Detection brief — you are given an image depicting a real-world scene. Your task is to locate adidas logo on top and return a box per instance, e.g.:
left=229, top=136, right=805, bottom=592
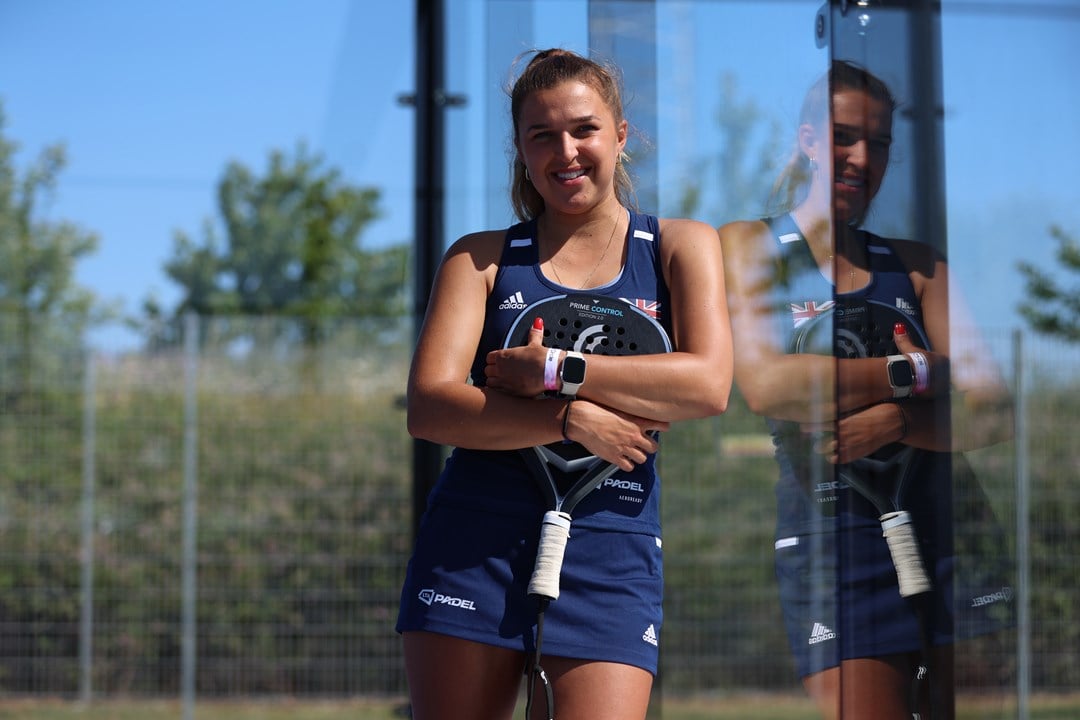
left=895, top=297, right=917, bottom=316
left=808, top=622, right=835, bottom=645
left=498, top=291, right=527, bottom=311
left=642, top=624, right=658, bottom=647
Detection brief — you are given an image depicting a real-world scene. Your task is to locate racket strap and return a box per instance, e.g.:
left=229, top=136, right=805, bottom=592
left=909, top=661, right=929, bottom=720
left=524, top=602, right=555, bottom=720
left=907, top=594, right=934, bottom=720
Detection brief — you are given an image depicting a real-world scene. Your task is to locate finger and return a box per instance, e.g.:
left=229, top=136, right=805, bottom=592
left=893, top=321, right=915, bottom=352
left=483, top=352, right=501, bottom=377
left=528, top=317, right=545, bottom=347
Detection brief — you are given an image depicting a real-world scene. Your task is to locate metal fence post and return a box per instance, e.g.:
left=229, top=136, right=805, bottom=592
left=1013, top=328, right=1030, bottom=718
left=79, top=352, right=97, bottom=702
left=181, top=313, right=199, bottom=720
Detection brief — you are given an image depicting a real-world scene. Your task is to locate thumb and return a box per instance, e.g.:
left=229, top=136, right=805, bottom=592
left=893, top=321, right=916, bottom=353
left=528, top=317, right=545, bottom=347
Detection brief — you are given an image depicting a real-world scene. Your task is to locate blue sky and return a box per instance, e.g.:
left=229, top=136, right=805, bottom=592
left=2, top=1, right=1078, bottom=350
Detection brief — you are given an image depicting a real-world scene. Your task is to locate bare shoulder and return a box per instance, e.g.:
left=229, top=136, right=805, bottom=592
left=885, top=236, right=946, bottom=280
left=652, top=215, right=712, bottom=252
left=658, top=216, right=717, bottom=239
left=717, top=218, right=770, bottom=245
left=656, top=218, right=721, bottom=267
left=446, top=229, right=505, bottom=260
left=441, top=229, right=507, bottom=273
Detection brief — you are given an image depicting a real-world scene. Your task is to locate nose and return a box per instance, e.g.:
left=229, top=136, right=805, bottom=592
left=845, top=139, right=869, bottom=168
left=555, top=132, right=577, bottom=162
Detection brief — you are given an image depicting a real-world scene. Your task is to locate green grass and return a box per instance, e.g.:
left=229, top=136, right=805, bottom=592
left=3, top=694, right=1079, bottom=720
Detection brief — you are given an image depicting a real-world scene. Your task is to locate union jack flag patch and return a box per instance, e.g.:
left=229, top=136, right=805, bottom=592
left=790, top=300, right=834, bottom=328
left=622, top=298, right=661, bottom=320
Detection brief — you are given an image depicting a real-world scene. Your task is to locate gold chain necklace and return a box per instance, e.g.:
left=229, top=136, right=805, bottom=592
left=548, top=212, right=622, bottom=289
left=827, top=252, right=856, bottom=285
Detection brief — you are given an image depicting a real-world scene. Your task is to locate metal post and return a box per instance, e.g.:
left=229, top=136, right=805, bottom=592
left=79, top=352, right=97, bottom=702
left=588, top=0, right=659, bottom=213
left=1013, top=328, right=1030, bottom=718
left=181, top=312, right=199, bottom=720
left=908, top=0, right=947, bottom=253
left=409, top=0, right=465, bottom=539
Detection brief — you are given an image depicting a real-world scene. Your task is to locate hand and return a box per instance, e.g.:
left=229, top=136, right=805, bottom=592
left=485, top=317, right=550, bottom=397
left=806, top=403, right=904, bottom=464
left=565, top=399, right=669, bottom=472
left=893, top=322, right=950, bottom=397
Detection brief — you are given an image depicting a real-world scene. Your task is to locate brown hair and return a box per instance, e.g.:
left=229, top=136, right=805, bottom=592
left=766, top=60, right=898, bottom=217
left=508, top=48, right=635, bottom=221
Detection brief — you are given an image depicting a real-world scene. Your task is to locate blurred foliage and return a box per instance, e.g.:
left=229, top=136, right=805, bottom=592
left=0, top=102, right=114, bottom=403
left=0, top=326, right=1077, bottom=698
left=141, top=144, right=407, bottom=350
left=1017, top=225, right=1080, bottom=343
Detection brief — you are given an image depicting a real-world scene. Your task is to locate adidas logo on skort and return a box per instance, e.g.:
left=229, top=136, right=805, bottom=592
left=808, top=622, right=835, bottom=645
left=499, top=291, right=527, bottom=311
left=642, top=624, right=658, bottom=647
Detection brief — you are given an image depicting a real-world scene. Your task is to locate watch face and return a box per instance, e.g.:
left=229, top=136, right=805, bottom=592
left=562, top=356, right=587, bottom=384
left=889, top=359, right=913, bottom=387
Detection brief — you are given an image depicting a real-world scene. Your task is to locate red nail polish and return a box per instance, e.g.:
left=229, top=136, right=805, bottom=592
left=533, top=317, right=544, bottom=330
left=894, top=322, right=906, bottom=335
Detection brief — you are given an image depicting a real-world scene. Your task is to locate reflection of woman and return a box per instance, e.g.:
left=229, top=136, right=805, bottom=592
left=719, top=61, right=1013, bottom=719
left=397, top=49, right=732, bottom=720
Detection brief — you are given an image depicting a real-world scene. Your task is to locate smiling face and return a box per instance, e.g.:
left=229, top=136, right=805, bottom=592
left=801, top=87, right=893, bottom=225
left=515, top=80, right=628, bottom=217
left=831, top=89, right=893, bottom=224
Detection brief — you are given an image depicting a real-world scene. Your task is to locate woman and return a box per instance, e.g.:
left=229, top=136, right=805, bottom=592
left=718, top=61, right=1013, bottom=720
left=398, top=49, right=732, bottom=720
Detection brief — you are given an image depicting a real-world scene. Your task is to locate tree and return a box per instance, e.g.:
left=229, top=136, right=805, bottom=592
left=670, top=73, right=783, bottom=224
left=1017, top=224, right=1080, bottom=342
left=151, top=144, right=404, bottom=348
left=0, top=103, right=102, bottom=396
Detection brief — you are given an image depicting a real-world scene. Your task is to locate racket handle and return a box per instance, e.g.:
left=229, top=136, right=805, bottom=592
left=528, top=511, right=572, bottom=601
left=880, top=511, right=933, bottom=597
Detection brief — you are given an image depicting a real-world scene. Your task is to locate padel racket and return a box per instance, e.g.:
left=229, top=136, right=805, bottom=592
left=792, top=298, right=933, bottom=598
left=503, top=293, right=672, bottom=602
left=503, top=293, right=671, bottom=720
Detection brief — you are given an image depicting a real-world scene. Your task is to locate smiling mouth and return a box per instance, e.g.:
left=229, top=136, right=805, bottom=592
left=837, top=176, right=864, bottom=189
left=556, top=168, right=587, bottom=181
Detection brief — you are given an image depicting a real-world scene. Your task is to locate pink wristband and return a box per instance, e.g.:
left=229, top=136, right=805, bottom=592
left=909, top=352, right=929, bottom=395
left=544, top=348, right=561, bottom=392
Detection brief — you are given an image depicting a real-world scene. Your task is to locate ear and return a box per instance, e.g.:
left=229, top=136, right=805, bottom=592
left=615, top=119, right=628, bottom=153
left=797, top=123, right=819, bottom=161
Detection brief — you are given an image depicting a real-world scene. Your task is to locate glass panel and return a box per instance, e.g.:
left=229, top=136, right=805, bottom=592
left=1, top=0, right=1076, bottom=715
left=0, top=1, right=416, bottom=702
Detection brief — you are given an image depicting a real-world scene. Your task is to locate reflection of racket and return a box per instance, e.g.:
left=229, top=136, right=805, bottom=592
left=504, top=293, right=671, bottom=720
left=793, top=298, right=932, bottom=598
left=503, top=293, right=672, bottom=602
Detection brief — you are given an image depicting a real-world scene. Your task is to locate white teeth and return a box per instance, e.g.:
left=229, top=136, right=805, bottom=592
left=840, top=177, right=863, bottom=187
left=557, top=168, right=586, bottom=180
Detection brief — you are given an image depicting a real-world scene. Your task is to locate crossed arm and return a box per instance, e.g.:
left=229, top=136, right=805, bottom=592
left=407, top=219, right=733, bottom=470
left=719, top=220, right=1012, bottom=464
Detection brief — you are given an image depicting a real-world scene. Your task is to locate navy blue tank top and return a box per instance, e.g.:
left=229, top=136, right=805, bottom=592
left=428, top=209, right=671, bottom=535
left=763, top=214, right=948, bottom=539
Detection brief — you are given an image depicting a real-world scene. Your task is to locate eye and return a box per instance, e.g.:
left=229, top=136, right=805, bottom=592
left=833, top=128, right=857, bottom=147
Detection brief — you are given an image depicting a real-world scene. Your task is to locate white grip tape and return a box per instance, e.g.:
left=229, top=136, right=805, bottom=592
left=879, top=510, right=932, bottom=598
left=528, top=510, right=572, bottom=601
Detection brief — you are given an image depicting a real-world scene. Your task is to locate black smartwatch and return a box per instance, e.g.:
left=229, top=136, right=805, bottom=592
left=886, top=354, right=914, bottom=399
left=559, top=351, right=587, bottom=397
